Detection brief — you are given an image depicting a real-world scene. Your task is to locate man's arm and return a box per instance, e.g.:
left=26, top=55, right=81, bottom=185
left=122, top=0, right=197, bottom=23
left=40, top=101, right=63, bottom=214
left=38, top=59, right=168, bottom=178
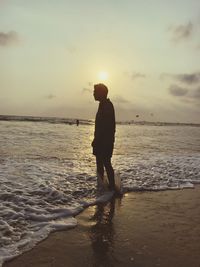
left=101, top=102, right=115, bottom=143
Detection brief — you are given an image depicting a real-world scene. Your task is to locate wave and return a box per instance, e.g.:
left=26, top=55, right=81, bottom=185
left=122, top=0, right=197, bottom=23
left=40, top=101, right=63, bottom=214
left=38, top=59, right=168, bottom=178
left=0, top=115, right=93, bottom=125
left=0, top=115, right=200, bottom=127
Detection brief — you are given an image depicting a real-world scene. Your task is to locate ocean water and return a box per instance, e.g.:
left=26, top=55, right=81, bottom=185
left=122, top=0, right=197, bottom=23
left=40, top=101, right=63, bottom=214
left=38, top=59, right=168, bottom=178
left=0, top=120, right=200, bottom=265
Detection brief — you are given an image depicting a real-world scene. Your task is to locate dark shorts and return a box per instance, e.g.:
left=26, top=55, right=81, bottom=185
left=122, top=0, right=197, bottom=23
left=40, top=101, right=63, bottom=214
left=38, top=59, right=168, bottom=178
left=93, top=143, right=114, bottom=158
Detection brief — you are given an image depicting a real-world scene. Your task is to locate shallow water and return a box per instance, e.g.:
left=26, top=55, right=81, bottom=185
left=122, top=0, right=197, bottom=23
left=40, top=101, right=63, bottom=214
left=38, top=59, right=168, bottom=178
left=0, top=120, right=200, bottom=265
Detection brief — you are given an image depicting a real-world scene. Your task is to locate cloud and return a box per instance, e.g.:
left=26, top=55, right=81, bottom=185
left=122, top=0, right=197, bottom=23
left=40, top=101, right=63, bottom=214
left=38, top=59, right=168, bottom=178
left=191, top=87, right=200, bottom=99
left=168, top=84, right=200, bottom=106
left=46, top=94, right=56, bottom=99
left=112, top=95, right=130, bottom=104
left=161, top=72, right=200, bottom=85
left=196, top=44, right=200, bottom=50
left=186, top=87, right=200, bottom=105
left=0, top=31, right=19, bottom=46
left=81, top=81, right=94, bottom=94
left=131, top=72, right=146, bottom=80
left=82, top=88, right=92, bottom=94
left=175, top=73, right=200, bottom=85
left=169, top=84, right=188, bottom=96
left=168, top=22, right=193, bottom=42
left=124, top=71, right=146, bottom=81
left=66, top=44, right=77, bottom=54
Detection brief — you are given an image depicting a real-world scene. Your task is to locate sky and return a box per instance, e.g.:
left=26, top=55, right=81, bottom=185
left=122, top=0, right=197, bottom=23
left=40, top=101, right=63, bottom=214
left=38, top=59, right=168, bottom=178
left=0, top=0, right=200, bottom=123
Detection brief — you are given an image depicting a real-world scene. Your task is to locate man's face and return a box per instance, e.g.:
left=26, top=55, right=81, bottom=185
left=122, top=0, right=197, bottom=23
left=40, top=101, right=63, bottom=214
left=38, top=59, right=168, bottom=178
left=93, top=89, right=100, bottom=101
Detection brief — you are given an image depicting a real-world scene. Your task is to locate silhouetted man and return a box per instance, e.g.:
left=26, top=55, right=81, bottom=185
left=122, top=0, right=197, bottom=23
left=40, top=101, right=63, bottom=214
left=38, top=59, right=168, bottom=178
left=92, top=83, right=116, bottom=191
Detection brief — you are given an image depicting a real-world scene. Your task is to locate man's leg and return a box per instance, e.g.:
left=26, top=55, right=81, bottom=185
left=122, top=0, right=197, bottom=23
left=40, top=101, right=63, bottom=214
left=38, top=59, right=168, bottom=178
left=96, top=156, right=104, bottom=179
left=103, top=157, right=115, bottom=190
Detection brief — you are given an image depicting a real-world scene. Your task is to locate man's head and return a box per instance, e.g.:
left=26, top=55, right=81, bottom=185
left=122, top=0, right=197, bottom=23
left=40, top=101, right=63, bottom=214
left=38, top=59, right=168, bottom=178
left=93, top=83, right=108, bottom=101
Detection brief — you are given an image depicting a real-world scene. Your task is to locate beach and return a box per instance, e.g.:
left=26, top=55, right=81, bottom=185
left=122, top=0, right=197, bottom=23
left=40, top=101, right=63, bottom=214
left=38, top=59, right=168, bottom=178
left=4, top=186, right=200, bottom=267
left=0, top=120, right=200, bottom=265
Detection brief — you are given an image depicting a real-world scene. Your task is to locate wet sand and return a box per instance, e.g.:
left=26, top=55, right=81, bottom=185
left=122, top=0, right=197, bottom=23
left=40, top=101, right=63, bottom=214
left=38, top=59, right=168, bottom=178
left=4, top=187, right=200, bottom=267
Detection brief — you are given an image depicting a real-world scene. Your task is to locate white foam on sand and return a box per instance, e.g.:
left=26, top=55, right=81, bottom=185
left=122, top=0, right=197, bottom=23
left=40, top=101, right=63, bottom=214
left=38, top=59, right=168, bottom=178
left=0, top=216, right=77, bottom=267
left=0, top=183, right=115, bottom=267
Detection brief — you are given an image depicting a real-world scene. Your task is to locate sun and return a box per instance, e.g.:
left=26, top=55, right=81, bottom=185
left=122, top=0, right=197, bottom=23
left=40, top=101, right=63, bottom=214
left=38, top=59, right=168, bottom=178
left=98, top=71, right=108, bottom=81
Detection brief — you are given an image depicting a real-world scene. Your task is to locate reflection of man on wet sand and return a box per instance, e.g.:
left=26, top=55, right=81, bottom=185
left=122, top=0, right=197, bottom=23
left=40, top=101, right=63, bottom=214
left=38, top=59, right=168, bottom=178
left=92, top=83, right=116, bottom=191
left=89, top=198, right=116, bottom=267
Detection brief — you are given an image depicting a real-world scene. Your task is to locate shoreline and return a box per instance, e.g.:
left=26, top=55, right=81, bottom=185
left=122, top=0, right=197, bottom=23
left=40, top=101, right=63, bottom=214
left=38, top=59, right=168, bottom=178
left=1, top=115, right=200, bottom=127
left=4, top=187, right=200, bottom=267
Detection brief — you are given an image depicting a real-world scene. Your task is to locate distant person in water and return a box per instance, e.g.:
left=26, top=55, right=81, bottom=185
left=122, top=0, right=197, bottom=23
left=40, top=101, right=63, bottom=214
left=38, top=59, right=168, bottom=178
left=92, top=83, right=116, bottom=191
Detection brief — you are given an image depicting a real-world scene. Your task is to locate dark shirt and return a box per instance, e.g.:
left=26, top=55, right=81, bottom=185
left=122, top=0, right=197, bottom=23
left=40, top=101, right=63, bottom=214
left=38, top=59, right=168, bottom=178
left=93, top=98, right=115, bottom=157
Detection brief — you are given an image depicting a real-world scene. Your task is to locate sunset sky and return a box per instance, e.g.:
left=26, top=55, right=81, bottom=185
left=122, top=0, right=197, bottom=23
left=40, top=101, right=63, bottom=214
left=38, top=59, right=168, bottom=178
left=0, top=0, right=200, bottom=123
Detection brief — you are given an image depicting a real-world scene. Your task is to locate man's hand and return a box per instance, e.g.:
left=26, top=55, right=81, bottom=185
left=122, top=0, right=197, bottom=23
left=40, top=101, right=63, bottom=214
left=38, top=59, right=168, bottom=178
left=91, top=139, right=95, bottom=147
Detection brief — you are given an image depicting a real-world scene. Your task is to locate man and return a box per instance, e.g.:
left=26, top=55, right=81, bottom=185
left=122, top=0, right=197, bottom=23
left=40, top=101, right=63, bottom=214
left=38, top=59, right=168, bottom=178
left=92, top=83, right=116, bottom=191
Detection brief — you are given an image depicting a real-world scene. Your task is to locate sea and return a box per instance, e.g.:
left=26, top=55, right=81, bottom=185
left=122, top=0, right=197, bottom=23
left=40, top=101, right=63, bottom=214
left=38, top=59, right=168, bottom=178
left=0, top=115, right=200, bottom=265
